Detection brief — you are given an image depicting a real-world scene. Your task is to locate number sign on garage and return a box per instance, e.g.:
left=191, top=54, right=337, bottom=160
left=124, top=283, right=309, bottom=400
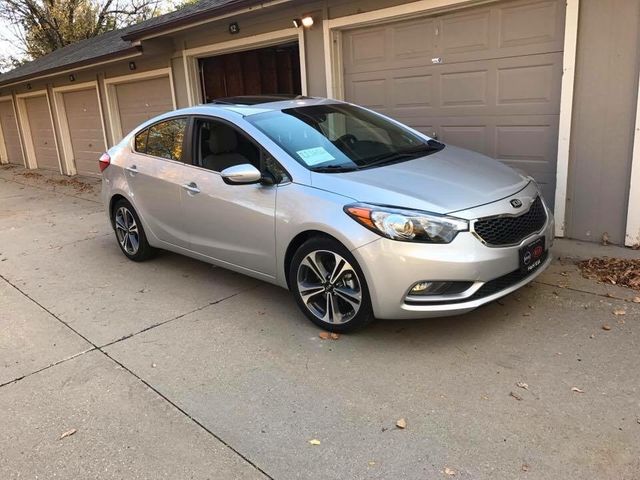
left=342, top=0, right=565, bottom=207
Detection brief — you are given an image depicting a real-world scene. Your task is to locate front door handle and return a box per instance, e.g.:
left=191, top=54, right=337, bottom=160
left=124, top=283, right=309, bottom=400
left=181, top=182, right=201, bottom=195
left=125, top=165, right=138, bottom=175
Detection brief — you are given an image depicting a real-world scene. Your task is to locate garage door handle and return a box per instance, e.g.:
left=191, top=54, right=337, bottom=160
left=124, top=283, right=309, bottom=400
left=125, top=165, right=138, bottom=175
left=182, top=182, right=200, bottom=195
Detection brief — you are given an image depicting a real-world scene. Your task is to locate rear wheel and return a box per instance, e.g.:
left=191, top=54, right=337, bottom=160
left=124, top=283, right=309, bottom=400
left=112, top=199, right=154, bottom=261
left=290, top=237, right=374, bottom=332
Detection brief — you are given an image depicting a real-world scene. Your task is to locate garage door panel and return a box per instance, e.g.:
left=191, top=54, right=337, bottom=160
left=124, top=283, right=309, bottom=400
left=348, top=28, right=387, bottom=68
left=440, top=10, right=491, bottom=55
left=115, top=76, right=173, bottom=137
left=499, top=0, right=562, bottom=49
left=25, top=96, right=58, bottom=171
left=62, top=89, right=105, bottom=176
left=392, top=20, right=437, bottom=59
left=393, top=75, right=433, bottom=108
left=0, top=100, right=23, bottom=165
left=440, top=125, right=488, bottom=153
left=440, top=70, right=489, bottom=107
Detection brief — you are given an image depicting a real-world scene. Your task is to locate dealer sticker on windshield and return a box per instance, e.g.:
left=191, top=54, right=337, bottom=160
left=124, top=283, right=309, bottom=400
left=296, top=147, right=335, bottom=166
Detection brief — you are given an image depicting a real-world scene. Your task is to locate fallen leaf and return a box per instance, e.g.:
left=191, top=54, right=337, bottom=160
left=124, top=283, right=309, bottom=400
left=509, top=391, right=523, bottom=401
left=444, top=467, right=457, bottom=476
left=613, top=309, right=626, bottom=316
left=522, top=463, right=530, bottom=472
left=396, top=418, right=407, bottom=429
left=602, top=324, right=611, bottom=331
left=59, top=428, right=77, bottom=440
left=318, top=332, right=331, bottom=340
left=516, top=382, right=529, bottom=390
left=368, top=461, right=376, bottom=466
left=308, top=439, right=321, bottom=445
left=601, top=232, right=610, bottom=246
left=589, top=334, right=595, bottom=339
left=633, top=297, right=640, bottom=303
left=571, top=387, right=584, bottom=393
left=330, top=333, right=340, bottom=340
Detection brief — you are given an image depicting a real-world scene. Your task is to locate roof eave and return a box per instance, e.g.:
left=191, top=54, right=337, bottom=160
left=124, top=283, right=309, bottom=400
left=120, top=0, right=272, bottom=41
left=0, top=46, right=142, bottom=88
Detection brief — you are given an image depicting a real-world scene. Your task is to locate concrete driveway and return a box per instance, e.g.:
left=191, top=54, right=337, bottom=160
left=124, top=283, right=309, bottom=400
left=1, top=165, right=639, bottom=479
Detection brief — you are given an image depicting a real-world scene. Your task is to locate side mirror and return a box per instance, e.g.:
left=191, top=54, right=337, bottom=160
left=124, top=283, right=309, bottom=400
left=220, top=164, right=262, bottom=185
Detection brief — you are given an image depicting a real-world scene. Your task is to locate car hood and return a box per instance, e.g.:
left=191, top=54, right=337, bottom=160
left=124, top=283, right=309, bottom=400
left=309, top=145, right=529, bottom=214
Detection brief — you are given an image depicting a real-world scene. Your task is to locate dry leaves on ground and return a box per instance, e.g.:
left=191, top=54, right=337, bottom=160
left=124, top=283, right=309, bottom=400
left=509, top=391, right=523, bottom=401
left=443, top=467, right=457, bottom=476
left=633, top=297, right=640, bottom=303
left=59, top=428, right=77, bottom=440
left=578, top=257, right=640, bottom=290
left=308, top=439, right=321, bottom=445
left=571, top=387, right=584, bottom=393
left=602, top=324, right=612, bottom=331
left=516, top=382, right=529, bottom=390
left=318, top=332, right=340, bottom=340
left=396, top=418, right=407, bottom=429
left=613, top=308, right=626, bottom=316
left=45, top=177, right=95, bottom=193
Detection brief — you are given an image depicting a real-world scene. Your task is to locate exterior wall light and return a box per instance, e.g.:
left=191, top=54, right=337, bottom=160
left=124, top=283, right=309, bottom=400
left=129, top=61, right=136, bottom=71
left=293, top=16, right=314, bottom=28
left=69, top=74, right=76, bottom=82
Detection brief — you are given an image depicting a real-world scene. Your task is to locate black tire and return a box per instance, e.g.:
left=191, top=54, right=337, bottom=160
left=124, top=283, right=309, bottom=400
left=111, top=198, right=155, bottom=262
left=290, top=236, right=375, bottom=333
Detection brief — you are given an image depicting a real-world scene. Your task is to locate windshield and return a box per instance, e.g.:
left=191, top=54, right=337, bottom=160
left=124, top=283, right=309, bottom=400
left=246, top=104, right=444, bottom=172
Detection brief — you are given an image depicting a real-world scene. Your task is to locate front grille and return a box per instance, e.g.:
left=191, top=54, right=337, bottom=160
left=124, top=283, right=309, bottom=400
left=405, top=250, right=548, bottom=306
left=474, top=196, right=547, bottom=246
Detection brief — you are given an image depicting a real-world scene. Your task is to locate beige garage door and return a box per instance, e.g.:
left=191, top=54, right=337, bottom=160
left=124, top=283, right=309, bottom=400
left=24, top=95, right=58, bottom=171
left=0, top=100, right=23, bottom=165
left=343, top=0, right=565, bottom=207
left=62, top=89, right=106, bottom=176
left=115, top=76, right=173, bottom=138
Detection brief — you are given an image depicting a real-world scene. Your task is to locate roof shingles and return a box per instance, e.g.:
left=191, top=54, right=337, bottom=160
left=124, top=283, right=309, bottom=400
left=0, top=0, right=261, bottom=86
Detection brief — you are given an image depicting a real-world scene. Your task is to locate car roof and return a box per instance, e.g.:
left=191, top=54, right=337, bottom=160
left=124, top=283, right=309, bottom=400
left=186, top=96, right=344, bottom=117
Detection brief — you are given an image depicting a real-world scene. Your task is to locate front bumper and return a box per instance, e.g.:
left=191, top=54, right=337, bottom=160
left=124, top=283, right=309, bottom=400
left=352, top=195, right=554, bottom=320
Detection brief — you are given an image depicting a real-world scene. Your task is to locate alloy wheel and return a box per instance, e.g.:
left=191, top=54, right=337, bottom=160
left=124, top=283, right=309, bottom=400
left=296, top=250, right=362, bottom=324
left=114, top=206, right=140, bottom=255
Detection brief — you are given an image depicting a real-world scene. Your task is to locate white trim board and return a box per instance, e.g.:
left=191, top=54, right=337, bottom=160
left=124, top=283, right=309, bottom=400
left=182, top=28, right=307, bottom=106
left=553, top=0, right=580, bottom=237
left=15, top=89, right=63, bottom=172
left=51, top=81, right=108, bottom=176
left=625, top=64, right=640, bottom=247
left=323, top=0, right=580, bottom=238
left=103, top=67, right=176, bottom=143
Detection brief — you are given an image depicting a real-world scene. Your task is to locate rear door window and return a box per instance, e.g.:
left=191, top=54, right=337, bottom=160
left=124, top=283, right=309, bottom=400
left=136, top=118, right=187, bottom=162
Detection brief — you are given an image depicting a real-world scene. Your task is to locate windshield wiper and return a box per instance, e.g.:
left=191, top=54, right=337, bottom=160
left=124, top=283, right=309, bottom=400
left=362, top=141, right=445, bottom=169
left=311, top=164, right=357, bottom=173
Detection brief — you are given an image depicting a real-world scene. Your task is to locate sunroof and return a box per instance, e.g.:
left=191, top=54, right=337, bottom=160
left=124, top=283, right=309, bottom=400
left=209, top=95, right=309, bottom=106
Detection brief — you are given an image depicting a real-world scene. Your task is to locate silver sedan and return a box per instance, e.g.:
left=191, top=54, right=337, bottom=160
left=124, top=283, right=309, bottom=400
left=100, top=96, right=553, bottom=332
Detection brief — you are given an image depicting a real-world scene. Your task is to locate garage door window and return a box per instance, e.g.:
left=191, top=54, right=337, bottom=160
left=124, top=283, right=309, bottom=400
left=135, top=118, right=187, bottom=162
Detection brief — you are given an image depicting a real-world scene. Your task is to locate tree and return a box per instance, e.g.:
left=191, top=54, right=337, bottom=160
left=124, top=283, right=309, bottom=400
left=0, top=0, right=163, bottom=61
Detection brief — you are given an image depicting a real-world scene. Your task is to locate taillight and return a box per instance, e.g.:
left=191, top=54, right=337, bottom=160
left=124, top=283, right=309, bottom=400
left=99, top=153, right=111, bottom=172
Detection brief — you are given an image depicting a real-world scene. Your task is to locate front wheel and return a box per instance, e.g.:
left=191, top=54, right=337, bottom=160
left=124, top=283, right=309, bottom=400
left=290, top=237, right=374, bottom=332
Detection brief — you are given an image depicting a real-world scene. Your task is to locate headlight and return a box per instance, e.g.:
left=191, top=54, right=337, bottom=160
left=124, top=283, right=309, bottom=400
left=344, top=203, right=468, bottom=243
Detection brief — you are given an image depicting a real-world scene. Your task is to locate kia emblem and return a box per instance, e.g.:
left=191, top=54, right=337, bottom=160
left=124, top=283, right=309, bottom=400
left=510, top=199, right=523, bottom=208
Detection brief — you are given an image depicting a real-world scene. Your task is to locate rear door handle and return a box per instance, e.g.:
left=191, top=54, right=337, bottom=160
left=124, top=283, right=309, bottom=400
left=125, top=165, right=138, bottom=175
left=181, top=182, right=200, bottom=195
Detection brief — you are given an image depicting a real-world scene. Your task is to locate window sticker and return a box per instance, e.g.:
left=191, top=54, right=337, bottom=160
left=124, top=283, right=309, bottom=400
left=296, top=147, right=335, bottom=166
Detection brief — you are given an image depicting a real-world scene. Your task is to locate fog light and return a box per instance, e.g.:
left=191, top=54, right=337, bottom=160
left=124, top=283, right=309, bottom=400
left=410, top=281, right=450, bottom=295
